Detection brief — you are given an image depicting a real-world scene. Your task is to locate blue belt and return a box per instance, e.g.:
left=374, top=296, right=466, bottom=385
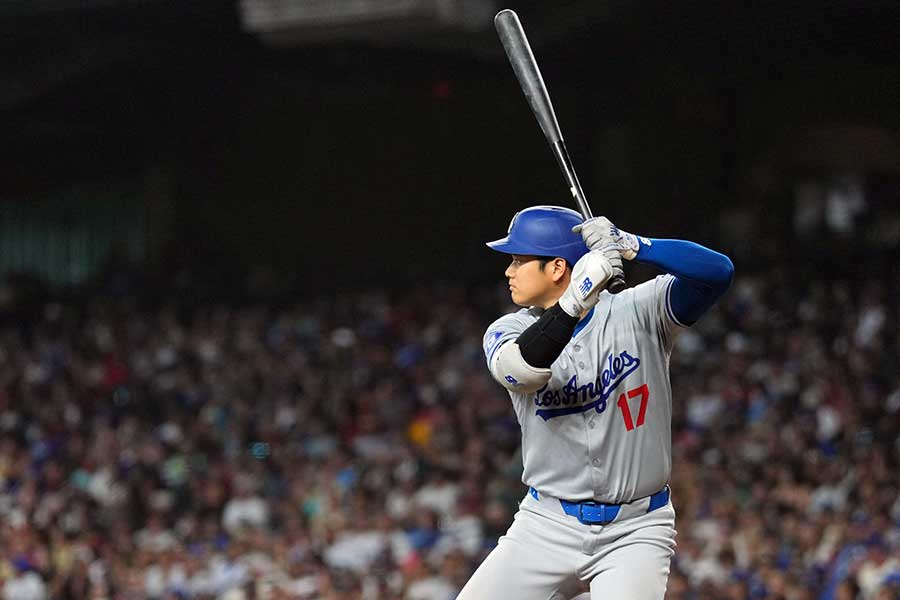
left=530, top=485, right=670, bottom=526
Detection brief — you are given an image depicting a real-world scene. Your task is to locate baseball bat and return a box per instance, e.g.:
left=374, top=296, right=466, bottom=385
left=494, top=9, right=626, bottom=294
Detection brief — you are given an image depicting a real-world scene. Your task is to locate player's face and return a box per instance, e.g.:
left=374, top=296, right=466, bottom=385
left=505, top=254, right=567, bottom=308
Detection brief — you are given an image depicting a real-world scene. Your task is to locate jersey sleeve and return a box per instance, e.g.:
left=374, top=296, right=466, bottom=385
left=627, top=274, right=687, bottom=353
left=482, top=310, right=535, bottom=368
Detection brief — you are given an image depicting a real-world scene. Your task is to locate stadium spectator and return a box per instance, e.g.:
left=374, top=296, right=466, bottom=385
left=0, top=257, right=897, bottom=599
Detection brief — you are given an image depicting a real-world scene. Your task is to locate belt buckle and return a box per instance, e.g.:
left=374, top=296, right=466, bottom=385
left=577, top=502, right=591, bottom=524
left=578, top=502, right=612, bottom=525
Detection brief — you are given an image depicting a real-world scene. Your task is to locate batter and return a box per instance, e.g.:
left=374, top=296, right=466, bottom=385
left=459, top=206, right=734, bottom=599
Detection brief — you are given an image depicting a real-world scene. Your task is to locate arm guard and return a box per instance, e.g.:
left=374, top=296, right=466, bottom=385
left=490, top=341, right=552, bottom=393
left=516, top=304, right=579, bottom=368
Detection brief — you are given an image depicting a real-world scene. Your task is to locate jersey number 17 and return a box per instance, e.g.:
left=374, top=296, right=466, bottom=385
left=616, top=383, right=649, bottom=431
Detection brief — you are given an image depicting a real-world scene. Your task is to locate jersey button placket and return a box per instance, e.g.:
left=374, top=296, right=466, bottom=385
left=590, top=455, right=604, bottom=499
left=584, top=383, right=601, bottom=494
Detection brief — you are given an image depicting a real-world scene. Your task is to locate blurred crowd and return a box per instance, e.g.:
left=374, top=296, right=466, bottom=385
left=0, top=260, right=897, bottom=600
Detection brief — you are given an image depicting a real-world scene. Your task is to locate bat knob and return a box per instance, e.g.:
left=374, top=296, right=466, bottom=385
left=494, top=8, right=517, bottom=25
left=606, top=275, right=627, bottom=294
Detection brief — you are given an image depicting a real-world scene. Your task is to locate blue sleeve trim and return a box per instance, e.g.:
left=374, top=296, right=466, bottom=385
left=664, top=277, right=688, bottom=328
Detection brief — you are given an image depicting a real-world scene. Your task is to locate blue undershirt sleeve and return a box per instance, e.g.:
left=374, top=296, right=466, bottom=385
left=634, top=238, right=734, bottom=326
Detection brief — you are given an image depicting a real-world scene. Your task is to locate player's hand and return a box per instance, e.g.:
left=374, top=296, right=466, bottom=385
left=558, top=250, right=613, bottom=317
left=573, top=217, right=641, bottom=261
left=571, top=217, right=626, bottom=282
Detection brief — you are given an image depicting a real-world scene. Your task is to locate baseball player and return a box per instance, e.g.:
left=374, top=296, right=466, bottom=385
left=459, top=206, right=734, bottom=599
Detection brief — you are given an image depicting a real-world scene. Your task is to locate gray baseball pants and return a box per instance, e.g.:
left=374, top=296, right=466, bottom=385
left=457, top=490, right=677, bottom=599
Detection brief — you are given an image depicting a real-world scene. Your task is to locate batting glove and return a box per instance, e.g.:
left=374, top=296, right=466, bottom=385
left=558, top=250, right=613, bottom=317
left=573, top=216, right=642, bottom=261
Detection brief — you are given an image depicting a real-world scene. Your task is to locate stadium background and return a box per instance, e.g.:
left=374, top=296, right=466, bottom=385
left=0, top=1, right=898, bottom=598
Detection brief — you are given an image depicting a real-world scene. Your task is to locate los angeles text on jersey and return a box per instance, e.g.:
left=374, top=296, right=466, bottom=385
left=534, top=350, right=640, bottom=421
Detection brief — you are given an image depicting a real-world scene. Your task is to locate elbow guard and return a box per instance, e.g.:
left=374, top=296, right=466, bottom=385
left=491, top=342, right=552, bottom=393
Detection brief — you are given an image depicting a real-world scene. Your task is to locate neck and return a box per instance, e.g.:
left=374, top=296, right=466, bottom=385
left=539, top=290, right=564, bottom=311
left=539, top=275, right=570, bottom=310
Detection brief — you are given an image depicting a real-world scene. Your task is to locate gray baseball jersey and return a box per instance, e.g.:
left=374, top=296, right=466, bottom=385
left=483, top=274, right=684, bottom=503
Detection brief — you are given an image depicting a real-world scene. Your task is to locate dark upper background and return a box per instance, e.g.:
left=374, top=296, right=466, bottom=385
left=2, top=0, right=900, bottom=295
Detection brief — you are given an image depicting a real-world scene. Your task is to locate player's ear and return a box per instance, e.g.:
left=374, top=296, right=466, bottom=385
left=550, top=258, right=568, bottom=283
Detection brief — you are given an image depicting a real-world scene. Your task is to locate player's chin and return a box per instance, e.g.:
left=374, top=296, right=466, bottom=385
left=510, top=290, right=529, bottom=307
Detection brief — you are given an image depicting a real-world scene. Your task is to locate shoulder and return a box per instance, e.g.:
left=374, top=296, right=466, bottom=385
left=603, top=275, right=678, bottom=322
left=610, top=274, right=675, bottom=305
left=485, top=307, right=540, bottom=334
left=482, top=308, right=538, bottom=355
left=629, top=274, right=676, bottom=296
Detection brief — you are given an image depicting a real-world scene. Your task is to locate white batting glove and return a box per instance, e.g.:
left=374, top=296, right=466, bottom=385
left=572, top=216, right=642, bottom=261
left=558, top=250, right=614, bottom=317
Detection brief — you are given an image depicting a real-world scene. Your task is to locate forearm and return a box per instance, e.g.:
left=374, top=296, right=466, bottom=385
left=636, top=238, right=733, bottom=290
left=516, top=304, right=578, bottom=368
left=573, top=218, right=734, bottom=325
left=516, top=250, right=612, bottom=368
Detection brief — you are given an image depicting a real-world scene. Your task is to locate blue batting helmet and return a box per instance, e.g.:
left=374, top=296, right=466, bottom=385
left=486, top=205, right=588, bottom=266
